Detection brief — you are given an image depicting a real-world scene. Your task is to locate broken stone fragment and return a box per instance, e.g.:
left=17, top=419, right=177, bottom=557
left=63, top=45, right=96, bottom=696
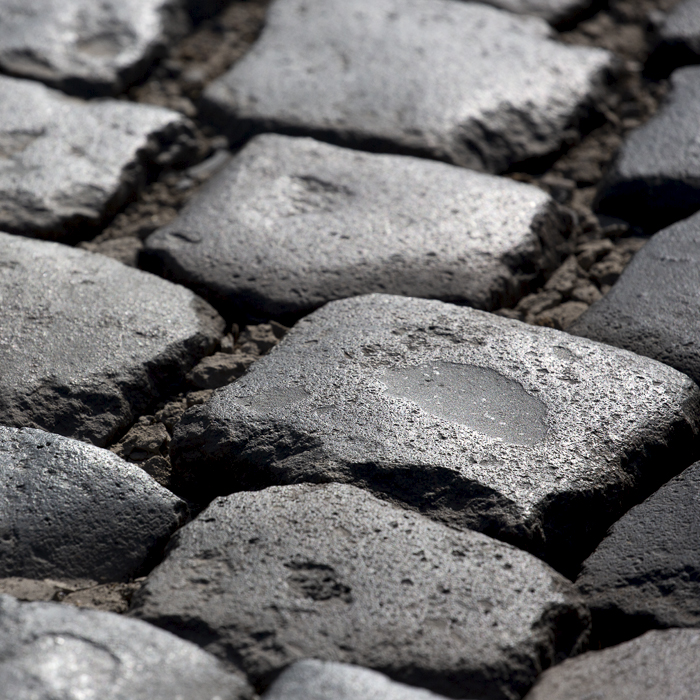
left=144, top=134, right=571, bottom=319
left=201, top=0, right=612, bottom=172
left=0, top=75, right=196, bottom=241
left=131, top=483, right=590, bottom=699
left=0, top=426, right=186, bottom=582
left=170, top=294, right=700, bottom=575
left=0, top=594, right=253, bottom=700
left=0, top=232, right=224, bottom=446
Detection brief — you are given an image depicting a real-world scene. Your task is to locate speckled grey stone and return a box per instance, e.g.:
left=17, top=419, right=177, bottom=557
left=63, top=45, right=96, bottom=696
left=131, top=483, right=590, bottom=700
left=570, top=212, right=700, bottom=387
left=0, top=426, right=186, bottom=581
left=0, top=75, right=195, bottom=241
left=144, top=134, right=570, bottom=320
left=263, top=660, right=455, bottom=700
left=479, top=0, right=594, bottom=25
left=654, top=0, right=700, bottom=70
left=575, top=460, right=700, bottom=646
left=0, top=594, right=253, bottom=700
left=0, top=0, right=189, bottom=96
left=595, top=67, right=700, bottom=232
left=0, top=232, right=224, bottom=446
left=170, top=294, right=700, bottom=575
left=523, top=629, right=700, bottom=700
left=201, top=0, right=612, bottom=172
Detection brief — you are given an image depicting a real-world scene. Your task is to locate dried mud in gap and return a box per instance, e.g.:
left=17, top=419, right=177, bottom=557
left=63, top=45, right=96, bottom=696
left=18, top=0, right=680, bottom=613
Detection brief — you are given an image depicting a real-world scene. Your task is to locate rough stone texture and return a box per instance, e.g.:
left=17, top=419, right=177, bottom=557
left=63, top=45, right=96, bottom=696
left=0, top=232, right=224, bottom=447
left=0, top=426, right=186, bottom=581
left=144, top=134, right=570, bottom=320
left=0, top=0, right=189, bottom=96
left=0, top=594, right=253, bottom=700
left=595, top=67, right=700, bottom=232
left=201, top=0, right=613, bottom=173
left=263, top=660, right=456, bottom=700
left=479, top=0, right=595, bottom=25
left=131, top=483, right=590, bottom=700
left=523, top=629, right=700, bottom=700
left=570, top=211, right=700, bottom=386
left=171, top=294, right=700, bottom=576
left=0, top=75, right=196, bottom=241
left=654, top=0, right=700, bottom=71
left=576, top=460, right=700, bottom=646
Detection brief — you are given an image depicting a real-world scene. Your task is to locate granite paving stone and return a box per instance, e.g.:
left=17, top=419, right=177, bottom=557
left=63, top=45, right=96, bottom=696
left=144, top=134, right=571, bottom=320
left=130, top=483, right=590, bottom=700
left=0, top=0, right=189, bottom=96
left=0, top=75, right=196, bottom=241
left=0, top=426, right=186, bottom=581
left=576, top=460, right=700, bottom=645
left=595, top=66, right=700, bottom=232
left=478, top=0, right=595, bottom=25
left=0, top=232, right=224, bottom=446
left=262, top=660, right=460, bottom=700
left=0, top=594, right=253, bottom=700
left=570, top=211, right=700, bottom=386
left=170, top=294, right=700, bottom=575
left=523, top=629, right=700, bottom=700
left=201, top=0, right=613, bottom=172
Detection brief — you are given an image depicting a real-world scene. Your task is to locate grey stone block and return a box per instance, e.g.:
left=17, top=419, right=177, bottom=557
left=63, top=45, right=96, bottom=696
left=595, top=67, right=700, bottom=232
left=0, top=426, right=186, bottom=581
left=201, top=0, right=612, bottom=172
left=0, top=0, right=189, bottom=96
left=654, top=0, right=700, bottom=70
left=0, top=75, right=195, bottom=241
left=0, top=594, right=253, bottom=700
left=576, top=460, right=700, bottom=645
left=144, top=134, right=570, bottom=320
left=0, top=232, right=224, bottom=446
left=170, top=294, right=700, bottom=575
left=263, top=660, right=455, bottom=700
left=479, top=0, right=595, bottom=25
left=131, top=483, right=590, bottom=700
left=523, top=629, right=700, bottom=700
left=570, top=212, right=700, bottom=386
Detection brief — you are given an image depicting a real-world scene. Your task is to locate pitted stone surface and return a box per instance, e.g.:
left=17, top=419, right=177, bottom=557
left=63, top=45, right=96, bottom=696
left=263, top=660, right=459, bottom=700
left=480, top=0, right=594, bottom=25
left=0, top=426, right=186, bottom=581
left=171, top=294, right=700, bottom=575
left=576, top=460, right=700, bottom=644
left=595, top=67, right=700, bottom=232
left=0, top=232, right=224, bottom=446
left=144, top=134, right=570, bottom=319
left=201, top=0, right=612, bottom=172
left=0, top=75, right=195, bottom=241
left=0, top=0, right=188, bottom=96
left=131, top=483, right=590, bottom=700
left=570, top=211, right=700, bottom=386
left=523, top=629, right=700, bottom=700
left=0, top=594, right=253, bottom=700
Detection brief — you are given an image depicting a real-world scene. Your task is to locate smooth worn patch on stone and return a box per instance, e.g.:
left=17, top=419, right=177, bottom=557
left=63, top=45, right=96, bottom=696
left=201, top=0, right=612, bottom=172
left=131, top=483, right=590, bottom=700
left=145, top=134, right=570, bottom=319
left=0, top=232, right=224, bottom=446
left=523, top=628, right=700, bottom=700
left=263, top=660, right=459, bottom=700
left=0, top=426, right=186, bottom=581
left=576, top=460, right=700, bottom=646
left=0, top=75, right=195, bottom=241
left=171, top=294, right=700, bottom=575
left=0, top=594, right=253, bottom=700
left=570, top=211, right=700, bottom=386
left=595, top=67, right=700, bottom=232
left=0, top=0, right=189, bottom=96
